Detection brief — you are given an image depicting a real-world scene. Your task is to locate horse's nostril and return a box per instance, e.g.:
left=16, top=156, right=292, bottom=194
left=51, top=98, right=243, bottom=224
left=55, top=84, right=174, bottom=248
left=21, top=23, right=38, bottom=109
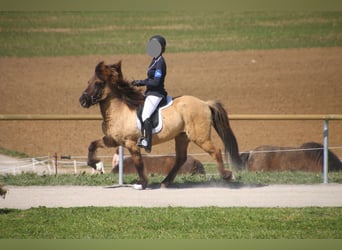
left=79, top=95, right=90, bottom=108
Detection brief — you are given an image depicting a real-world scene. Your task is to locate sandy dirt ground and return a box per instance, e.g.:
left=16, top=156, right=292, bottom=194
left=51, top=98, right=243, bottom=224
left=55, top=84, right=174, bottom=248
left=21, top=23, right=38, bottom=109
left=1, top=156, right=342, bottom=209
left=1, top=184, right=342, bottom=209
left=0, top=48, right=341, bottom=163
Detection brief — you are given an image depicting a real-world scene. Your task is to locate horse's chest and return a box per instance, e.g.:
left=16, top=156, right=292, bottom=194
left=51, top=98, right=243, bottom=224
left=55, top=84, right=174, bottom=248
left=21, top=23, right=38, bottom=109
left=102, top=120, right=137, bottom=137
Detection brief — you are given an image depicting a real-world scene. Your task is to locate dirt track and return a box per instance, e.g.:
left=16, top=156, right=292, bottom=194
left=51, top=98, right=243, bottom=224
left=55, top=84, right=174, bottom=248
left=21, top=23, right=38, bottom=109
left=1, top=184, right=342, bottom=209
left=1, top=156, right=341, bottom=209
left=0, top=48, right=341, bottom=162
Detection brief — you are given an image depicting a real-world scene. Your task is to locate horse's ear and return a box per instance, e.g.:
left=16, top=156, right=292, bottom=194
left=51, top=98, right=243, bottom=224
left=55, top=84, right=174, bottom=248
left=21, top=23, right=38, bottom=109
left=110, top=60, right=123, bottom=80
left=109, top=60, right=123, bottom=82
left=114, top=60, right=122, bottom=74
left=95, top=61, right=105, bottom=74
left=95, top=61, right=109, bottom=80
left=116, top=60, right=122, bottom=67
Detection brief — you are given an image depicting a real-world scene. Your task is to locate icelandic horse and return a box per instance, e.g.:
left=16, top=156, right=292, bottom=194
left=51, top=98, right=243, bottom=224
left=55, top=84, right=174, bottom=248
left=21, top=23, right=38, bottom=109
left=79, top=61, right=242, bottom=189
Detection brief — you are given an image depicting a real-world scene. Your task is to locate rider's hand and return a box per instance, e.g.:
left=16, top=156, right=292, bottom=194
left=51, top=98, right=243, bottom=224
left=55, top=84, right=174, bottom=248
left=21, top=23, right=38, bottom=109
left=131, top=80, right=144, bottom=86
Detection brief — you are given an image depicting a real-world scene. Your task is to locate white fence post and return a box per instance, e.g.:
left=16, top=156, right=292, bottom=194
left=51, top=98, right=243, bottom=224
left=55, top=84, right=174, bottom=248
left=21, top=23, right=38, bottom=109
left=118, top=146, right=124, bottom=185
left=323, top=120, right=329, bottom=184
left=73, top=160, right=77, bottom=174
left=32, top=158, right=36, bottom=171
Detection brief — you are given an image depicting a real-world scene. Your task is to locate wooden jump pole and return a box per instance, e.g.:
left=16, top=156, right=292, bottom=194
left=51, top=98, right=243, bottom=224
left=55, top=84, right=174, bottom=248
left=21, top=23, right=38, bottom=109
left=229, top=114, right=342, bottom=121
left=0, top=114, right=102, bottom=120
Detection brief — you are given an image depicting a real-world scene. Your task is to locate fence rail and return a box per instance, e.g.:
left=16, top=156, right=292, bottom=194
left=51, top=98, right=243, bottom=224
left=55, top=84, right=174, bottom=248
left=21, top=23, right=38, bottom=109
left=1, top=114, right=342, bottom=121
left=1, top=113, right=342, bottom=183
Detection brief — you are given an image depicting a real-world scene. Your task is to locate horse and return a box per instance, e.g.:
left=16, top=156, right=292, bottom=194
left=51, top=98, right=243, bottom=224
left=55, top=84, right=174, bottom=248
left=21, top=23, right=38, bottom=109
left=240, top=142, right=342, bottom=172
left=79, top=61, right=242, bottom=189
left=112, top=155, right=205, bottom=176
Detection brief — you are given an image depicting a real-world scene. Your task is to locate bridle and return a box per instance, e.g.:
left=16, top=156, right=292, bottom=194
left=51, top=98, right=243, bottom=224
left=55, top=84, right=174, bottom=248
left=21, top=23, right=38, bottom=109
left=83, top=81, right=105, bottom=105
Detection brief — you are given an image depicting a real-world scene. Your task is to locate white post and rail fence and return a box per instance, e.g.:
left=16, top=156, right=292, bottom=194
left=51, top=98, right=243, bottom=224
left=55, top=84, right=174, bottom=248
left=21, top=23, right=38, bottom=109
left=1, top=114, right=342, bottom=184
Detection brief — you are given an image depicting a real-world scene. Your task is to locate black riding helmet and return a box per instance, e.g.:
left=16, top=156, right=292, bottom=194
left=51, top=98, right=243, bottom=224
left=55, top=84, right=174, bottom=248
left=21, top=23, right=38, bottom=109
left=146, top=35, right=167, bottom=58
left=151, top=35, right=166, bottom=53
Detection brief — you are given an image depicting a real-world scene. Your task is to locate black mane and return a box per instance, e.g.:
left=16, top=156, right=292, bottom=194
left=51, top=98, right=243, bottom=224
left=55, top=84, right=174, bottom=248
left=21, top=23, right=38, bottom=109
left=112, top=78, right=145, bottom=110
left=95, top=61, right=145, bottom=110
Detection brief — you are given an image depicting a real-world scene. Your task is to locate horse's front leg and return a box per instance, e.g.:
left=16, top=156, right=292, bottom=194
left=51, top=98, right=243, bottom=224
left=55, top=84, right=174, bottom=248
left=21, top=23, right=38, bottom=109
left=87, top=139, right=105, bottom=172
left=127, top=144, right=148, bottom=189
left=88, top=136, right=119, bottom=173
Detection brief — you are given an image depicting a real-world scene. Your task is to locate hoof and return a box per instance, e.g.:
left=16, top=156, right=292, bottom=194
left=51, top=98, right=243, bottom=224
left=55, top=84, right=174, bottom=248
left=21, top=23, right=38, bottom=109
left=95, top=161, right=105, bottom=173
left=88, top=159, right=100, bottom=168
left=222, top=170, right=234, bottom=181
left=135, top=180, right=148, bottom=190
left=160, top=182, right=170, bottom=189
left=0, top=185, right=8, bottom=199
left=132, top=184, right=144, bottom=190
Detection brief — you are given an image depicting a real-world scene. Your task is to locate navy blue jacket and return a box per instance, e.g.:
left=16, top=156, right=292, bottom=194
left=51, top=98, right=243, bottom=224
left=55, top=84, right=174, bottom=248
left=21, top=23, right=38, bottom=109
left=141, top=55, right=167, bottom=98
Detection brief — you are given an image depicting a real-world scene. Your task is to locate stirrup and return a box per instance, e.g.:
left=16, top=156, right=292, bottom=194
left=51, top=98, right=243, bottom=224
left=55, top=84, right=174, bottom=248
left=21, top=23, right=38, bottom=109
left=136, top=137, right=146, bottom=147
left=137, top=138, right=151, bottom=153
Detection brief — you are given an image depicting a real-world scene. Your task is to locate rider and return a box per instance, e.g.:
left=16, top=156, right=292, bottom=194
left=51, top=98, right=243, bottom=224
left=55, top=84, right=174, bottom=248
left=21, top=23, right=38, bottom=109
left=132, top=35, right=168, bottom=153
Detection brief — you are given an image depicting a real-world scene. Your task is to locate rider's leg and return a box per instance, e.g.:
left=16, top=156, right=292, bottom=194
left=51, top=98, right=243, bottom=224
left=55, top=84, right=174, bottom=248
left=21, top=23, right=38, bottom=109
left=137, top=95, right=162, bottom=152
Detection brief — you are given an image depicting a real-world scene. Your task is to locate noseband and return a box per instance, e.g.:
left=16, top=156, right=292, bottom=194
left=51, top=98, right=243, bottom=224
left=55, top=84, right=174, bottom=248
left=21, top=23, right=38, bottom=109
left=82, top=91, right=102, bottom=105
left=83, top=81, right=105, bottom=105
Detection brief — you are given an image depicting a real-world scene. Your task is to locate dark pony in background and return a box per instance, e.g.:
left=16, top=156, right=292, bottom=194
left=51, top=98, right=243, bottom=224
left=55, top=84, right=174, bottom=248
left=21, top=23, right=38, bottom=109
left=112, top=155, right=205, bottom=176
left=79, top=61, right=242, bottom=189
left=240, top=142, right=342, bottom=172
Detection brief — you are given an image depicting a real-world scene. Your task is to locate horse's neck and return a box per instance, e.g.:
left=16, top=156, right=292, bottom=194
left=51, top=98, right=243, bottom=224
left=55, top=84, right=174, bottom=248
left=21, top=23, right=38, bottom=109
left=99, top=98, right=133, bottom=123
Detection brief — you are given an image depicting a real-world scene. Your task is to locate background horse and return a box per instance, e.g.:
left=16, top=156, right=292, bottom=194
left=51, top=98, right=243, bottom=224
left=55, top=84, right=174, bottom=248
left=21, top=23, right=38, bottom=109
left=79, top=61, right=242, bottom=189
left=240, top=142, right=342, bottom=172
left=112, top=155, right=205, bottom=176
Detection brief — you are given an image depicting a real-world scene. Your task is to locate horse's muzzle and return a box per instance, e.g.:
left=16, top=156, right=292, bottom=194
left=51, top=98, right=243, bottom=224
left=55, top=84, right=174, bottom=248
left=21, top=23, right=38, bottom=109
left=79, top=93, right=91, bottom=108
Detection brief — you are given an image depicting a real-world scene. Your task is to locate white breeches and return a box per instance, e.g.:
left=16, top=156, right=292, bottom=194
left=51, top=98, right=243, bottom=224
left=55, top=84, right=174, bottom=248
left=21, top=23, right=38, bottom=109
left=142, top=95, right=163, bottom=122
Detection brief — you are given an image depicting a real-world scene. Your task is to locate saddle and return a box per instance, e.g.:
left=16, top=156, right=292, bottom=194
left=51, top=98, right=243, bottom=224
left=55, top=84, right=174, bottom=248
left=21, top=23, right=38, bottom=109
left=136, top=96, right=173, bottom=134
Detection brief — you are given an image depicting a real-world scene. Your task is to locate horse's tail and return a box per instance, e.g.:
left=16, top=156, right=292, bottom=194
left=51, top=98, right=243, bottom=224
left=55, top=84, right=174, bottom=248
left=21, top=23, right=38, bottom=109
left=208, top=100, right=242, bottom=169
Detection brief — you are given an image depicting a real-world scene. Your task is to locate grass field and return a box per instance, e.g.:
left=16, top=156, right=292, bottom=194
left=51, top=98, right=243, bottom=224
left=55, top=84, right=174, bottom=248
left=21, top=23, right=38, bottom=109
left=0, top=11, right=341, bottom=56
left=0, top=206, right=341, bottom=239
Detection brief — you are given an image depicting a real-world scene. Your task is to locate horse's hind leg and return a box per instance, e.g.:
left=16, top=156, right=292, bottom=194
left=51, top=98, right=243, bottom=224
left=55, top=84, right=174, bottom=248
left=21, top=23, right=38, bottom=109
left=161, top=132, right=189, bottom=188
left=198, top=140, right=233, bottom=181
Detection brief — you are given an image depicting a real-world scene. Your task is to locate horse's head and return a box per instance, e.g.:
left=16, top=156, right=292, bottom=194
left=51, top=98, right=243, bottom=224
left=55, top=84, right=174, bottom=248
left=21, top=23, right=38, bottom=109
left=79, top=61, right=123, bottom=108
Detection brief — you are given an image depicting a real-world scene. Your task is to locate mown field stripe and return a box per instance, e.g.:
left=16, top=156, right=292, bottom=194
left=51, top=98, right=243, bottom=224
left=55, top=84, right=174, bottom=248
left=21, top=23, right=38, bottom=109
left=0, top=11, right=341, bottom=57
left=0, top=207, right=341, bottom=239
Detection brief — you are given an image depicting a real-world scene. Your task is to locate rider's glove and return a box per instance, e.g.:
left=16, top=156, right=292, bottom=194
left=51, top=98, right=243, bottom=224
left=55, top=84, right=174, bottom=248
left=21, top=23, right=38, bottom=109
left=131, top=80, right=144, bottom=86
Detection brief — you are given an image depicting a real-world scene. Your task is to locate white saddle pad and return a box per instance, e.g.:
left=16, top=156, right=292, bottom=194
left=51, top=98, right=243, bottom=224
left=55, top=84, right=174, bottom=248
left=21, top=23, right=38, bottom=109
left=136, top=96, right=173, bottom=134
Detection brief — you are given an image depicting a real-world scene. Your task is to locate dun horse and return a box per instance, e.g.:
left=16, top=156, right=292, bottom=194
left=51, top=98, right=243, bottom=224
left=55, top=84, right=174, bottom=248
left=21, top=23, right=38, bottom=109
left=79, top=61, right=242, bottom=189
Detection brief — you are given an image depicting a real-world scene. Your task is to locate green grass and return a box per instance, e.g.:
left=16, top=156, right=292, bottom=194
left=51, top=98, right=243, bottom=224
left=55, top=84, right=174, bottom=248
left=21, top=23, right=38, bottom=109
left=0, top=11, right=341, bottom=57
left=1, top=169, right=342, bottom=186
left=0, top=206, right=341, bottom=239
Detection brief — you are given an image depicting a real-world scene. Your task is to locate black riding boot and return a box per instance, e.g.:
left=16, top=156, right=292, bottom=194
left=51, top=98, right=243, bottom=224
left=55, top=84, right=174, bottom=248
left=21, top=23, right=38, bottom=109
left=137, top=118, right=152, bottom=153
